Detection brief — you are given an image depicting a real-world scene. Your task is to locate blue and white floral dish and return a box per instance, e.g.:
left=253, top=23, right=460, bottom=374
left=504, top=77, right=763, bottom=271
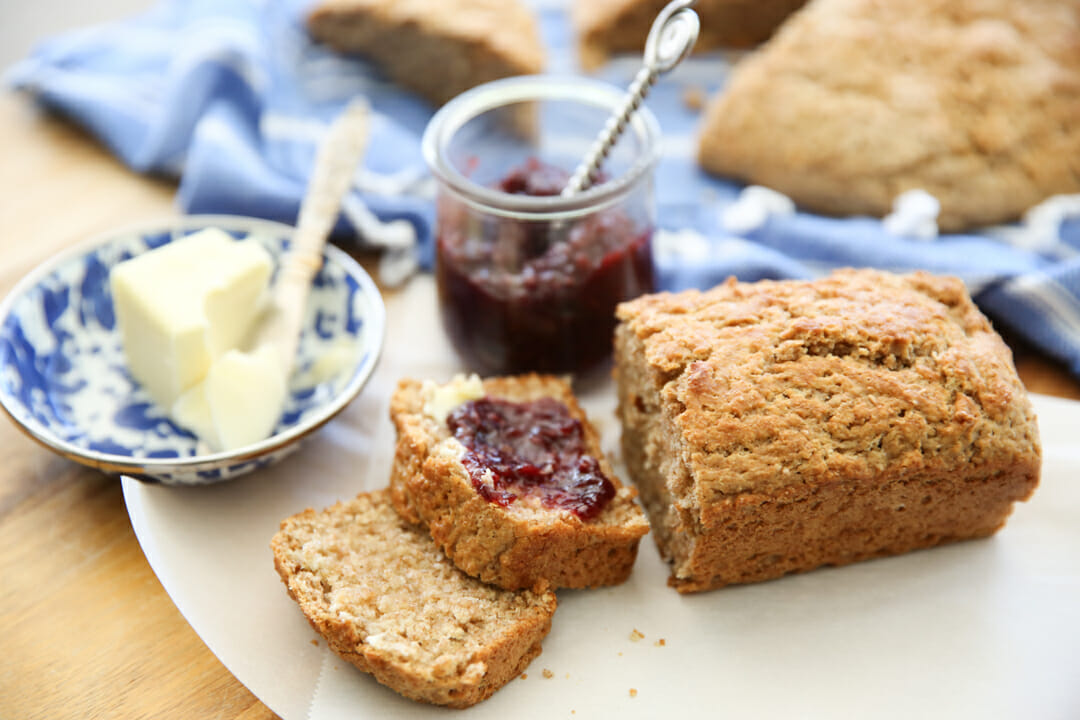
left=0, top=215, right=385, bottom=485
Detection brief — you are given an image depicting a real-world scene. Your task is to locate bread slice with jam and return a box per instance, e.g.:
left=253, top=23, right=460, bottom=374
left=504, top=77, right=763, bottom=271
left=389, top=374, right=650, bottom=591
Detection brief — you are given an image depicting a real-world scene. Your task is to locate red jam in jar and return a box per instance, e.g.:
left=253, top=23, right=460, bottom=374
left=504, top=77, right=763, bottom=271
left=446, top=395, right=615, bottom=520
left=436, top=159, right=655, bottom=375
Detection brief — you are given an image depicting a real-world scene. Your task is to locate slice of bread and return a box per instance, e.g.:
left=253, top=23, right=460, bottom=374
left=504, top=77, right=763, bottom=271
left=697, top=0, right=1080, bottom=231
left=389, top=374, right=650, bottom=591
left=307, top=0, right=544, bottom=107
left=271, top=489, right=557, bottom=708
left=573, top=0, right=807, bottom=70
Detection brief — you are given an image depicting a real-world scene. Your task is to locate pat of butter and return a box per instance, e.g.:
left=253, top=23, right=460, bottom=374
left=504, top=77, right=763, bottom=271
left=173, top=346, right=287, bottom=452
left=421, top=374, right=485, bottom=424
left=110, top=228, right=274, bottom=408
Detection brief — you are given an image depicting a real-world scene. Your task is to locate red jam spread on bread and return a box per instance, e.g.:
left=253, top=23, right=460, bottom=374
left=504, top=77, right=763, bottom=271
left=447, top=396, right=615, bottom=520
left=435, top=158, right=654, bottom=375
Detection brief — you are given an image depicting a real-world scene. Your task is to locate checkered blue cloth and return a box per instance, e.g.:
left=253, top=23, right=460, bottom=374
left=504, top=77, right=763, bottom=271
left=9, top=0, right=1080, bottom=376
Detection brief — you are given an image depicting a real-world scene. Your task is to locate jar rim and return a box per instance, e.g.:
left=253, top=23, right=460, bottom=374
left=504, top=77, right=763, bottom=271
left=421, top=75, right=661, bottom=219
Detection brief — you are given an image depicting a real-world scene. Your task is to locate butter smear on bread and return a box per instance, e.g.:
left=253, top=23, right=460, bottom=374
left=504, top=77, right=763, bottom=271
left=420, top=374, right=485, bottom=424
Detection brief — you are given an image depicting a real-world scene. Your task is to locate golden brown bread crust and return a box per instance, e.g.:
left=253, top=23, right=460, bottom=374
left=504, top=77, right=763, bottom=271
left=271, top=490, right=557, bottom=708
left=697, top=0, right=1080, bottom=231
left=614, top=269, right=1041, bottom=592
left=573, top=0, right=807, bottom=70
left=307, top=0, right=544, bottom=107
left=389, top=374, right=650, bottom=591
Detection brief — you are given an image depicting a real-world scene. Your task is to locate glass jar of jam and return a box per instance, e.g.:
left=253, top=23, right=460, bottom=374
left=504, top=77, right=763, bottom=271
left=422, top=76, right=660, bottom=376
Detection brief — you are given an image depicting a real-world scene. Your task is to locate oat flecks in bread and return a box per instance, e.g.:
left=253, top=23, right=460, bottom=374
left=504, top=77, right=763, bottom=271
left=306, top=0, right=543, bottom=108
left=573, top=0, right=807, bottom=70
left=390, top=374, right=650, bottom=591
left=271, top=490, right=557, bottom=708
left=615, top=269, right=1041, bottom=593
left=697, top=0, right=1080, bottom=231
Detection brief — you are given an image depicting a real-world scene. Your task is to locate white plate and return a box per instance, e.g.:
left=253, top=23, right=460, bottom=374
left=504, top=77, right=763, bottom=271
left=123, top=280, right=1080, bottom=719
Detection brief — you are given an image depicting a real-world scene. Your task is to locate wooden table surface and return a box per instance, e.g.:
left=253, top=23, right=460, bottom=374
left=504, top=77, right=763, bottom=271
left=1, top=89, right=1079, bottom=720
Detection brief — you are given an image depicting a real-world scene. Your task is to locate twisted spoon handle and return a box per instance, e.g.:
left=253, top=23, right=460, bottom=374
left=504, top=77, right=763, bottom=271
left=562, top=0, right=699, bottom=197
left=254, top=100, right=370, bottom=372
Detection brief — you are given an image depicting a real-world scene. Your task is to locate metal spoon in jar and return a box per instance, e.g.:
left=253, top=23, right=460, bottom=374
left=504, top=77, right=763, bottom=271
left=562, top=0, right=700, bottom=197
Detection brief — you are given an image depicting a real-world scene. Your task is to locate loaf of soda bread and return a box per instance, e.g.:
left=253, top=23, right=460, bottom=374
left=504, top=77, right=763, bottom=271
left=307, top=0, right=543, bottom=107
left=697, top=0, right=1080, bottom=231
left=573, top=0, right=807, bottom=70
left=389, top=374, right=650, bottom=591
left=614, top=269, right=1041, bottom=592
left=271, top=490, right=557, bottom=708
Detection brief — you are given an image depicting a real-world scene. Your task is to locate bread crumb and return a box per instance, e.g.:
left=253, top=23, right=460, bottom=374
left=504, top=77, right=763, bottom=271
left=654, top=638, right=666, bottom=647
left=310, top=639, right=319, bottom=647
left=629, top=688, right=638, bottom=698
left=682, top=86, right=706, bottom=111
left=542, top=669, right=554, bottom=679
left=629, top=628, right=645, bottom=642
left=520, top=673, right=528, bottom=680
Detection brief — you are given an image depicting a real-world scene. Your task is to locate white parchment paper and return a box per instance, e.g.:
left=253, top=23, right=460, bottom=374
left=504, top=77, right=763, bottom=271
left=124, top=277, right=1080, bottom=720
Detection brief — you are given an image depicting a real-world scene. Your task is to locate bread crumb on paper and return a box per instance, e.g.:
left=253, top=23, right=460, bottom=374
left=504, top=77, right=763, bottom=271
left=655, top=638, right=666, bottom=647
left=542, top=669, right=554, bottom=679
left=629, top=628, right=644, bottom=642
left=682, top=86, right=706, bottom=112
left=629, top=688, right=638, bottom=698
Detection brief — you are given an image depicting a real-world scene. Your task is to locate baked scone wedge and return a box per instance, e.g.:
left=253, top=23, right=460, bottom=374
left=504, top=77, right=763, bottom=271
left=390, top=374, right=650, bottom=591
left=271, top=489, right=557, bottom=708
left=307, top=0, right=544, bottom=107
left=574, top=0, right=807, bottom=70
left=698, top=0, right=1080, bottom=231
left=615, top=269, right=1041, bottom=592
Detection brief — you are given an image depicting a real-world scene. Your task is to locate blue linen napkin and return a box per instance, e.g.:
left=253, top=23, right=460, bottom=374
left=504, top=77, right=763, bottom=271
left=10, top=0, right=1080, bottom=377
